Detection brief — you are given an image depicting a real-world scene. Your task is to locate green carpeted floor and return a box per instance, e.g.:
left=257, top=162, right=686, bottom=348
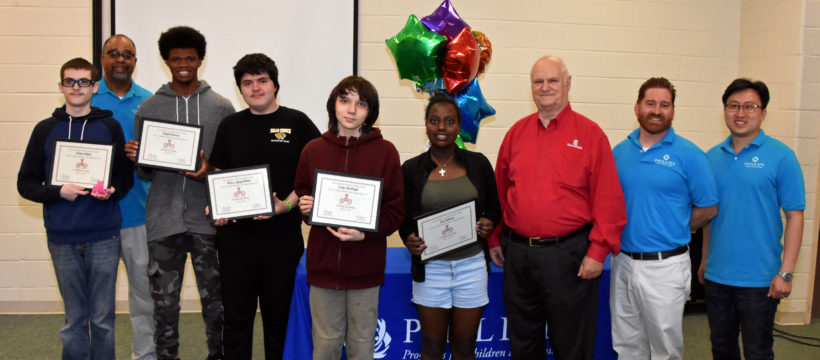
left=1, top=307, right=818, bottom=359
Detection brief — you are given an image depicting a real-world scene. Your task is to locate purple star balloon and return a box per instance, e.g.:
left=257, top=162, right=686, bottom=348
left=421, top=0, right=470, bottom=39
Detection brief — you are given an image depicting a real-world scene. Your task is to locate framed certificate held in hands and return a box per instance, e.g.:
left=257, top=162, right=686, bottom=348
left=309, top=170, right=383, bottom=232
left=416, top=200, right=478, bottom=262
left=206, top=165, right=274, bottom=221
left=50, top=139, right=114, bottom=189
left=136, top=118, right=203, bottom=172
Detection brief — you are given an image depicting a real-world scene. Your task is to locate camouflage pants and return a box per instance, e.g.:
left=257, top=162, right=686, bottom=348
left=148, top=232, right=223, bottom=359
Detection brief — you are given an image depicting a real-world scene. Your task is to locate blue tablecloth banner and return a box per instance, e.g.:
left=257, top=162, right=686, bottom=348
left=283, top=247, right=615, bottom=359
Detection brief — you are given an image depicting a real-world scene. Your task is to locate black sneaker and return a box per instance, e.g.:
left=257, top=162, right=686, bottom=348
left=206, top=354, right=224, bottom=360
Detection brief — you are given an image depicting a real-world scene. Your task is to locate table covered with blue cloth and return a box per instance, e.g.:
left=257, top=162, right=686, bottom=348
left=283, top=247, right=615, bottom=359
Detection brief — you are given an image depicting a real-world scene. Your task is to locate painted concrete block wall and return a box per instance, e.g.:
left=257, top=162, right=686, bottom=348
left=737, top=0, right=820, bottom=324
left=0, top=0, right=817, bottom=323
left=0, top=0, right=93, bottom=312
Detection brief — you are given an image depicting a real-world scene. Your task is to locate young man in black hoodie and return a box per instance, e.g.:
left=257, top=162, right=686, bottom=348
left=125, top=26, right=234, bottom=360
left=17, top=57, right=133, bottom=359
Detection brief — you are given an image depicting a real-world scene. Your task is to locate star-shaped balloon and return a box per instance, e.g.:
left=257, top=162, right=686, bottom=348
left=421, top=0, right=470, bottom=39
left=472, top=30, right=493, bottom=75
left=455, top=79, right=495, bottom=143
left=386, top=15, right=448, bottom=87
left=441, top=27, right=480, bottom=94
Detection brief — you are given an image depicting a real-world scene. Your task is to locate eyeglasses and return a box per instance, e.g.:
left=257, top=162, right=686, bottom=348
left=105, top=50, right=136, bottom=60
left=725, top=103, right=762, bottom=113
left=61, top=78, right=95, bottom=87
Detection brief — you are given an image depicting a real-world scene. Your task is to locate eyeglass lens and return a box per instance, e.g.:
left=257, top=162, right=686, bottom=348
left=61, top=78, right=94, bottom=87
left=106, top=50, right=135, bottom=59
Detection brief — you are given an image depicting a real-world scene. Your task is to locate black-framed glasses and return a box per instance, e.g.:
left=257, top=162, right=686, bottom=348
left=61, top=78, right=95, bottom=87
left=725, top=103, right=762, bottom=113
left=105, top=50, right=136, bottom=60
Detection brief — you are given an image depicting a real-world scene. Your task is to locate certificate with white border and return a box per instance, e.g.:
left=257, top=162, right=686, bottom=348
left=206, top=165, right=274, bottom=220
left=416, top=200, right=478, bottom=262
left=136, top=118, right=203, bottom=172
left=309, top=170, right=383, bottom=232
left=50, top=139, right=114, bottom=189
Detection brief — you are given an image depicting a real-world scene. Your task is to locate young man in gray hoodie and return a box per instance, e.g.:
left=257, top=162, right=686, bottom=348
left=125, top=26, right=234, bottom=360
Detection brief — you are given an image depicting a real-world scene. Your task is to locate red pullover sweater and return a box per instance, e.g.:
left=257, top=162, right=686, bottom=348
left=294, top=129, right=404, bottom=289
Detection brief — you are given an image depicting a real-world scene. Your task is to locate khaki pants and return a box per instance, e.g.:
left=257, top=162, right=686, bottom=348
left=309, top=286, right=380, bottom=360
left=610, top=251, right=691, bottom=360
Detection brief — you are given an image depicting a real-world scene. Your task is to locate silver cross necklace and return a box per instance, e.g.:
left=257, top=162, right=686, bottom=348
left=434, top=153, right=456, bottom=177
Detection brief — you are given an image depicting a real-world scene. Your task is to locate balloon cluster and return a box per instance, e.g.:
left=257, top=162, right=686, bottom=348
left=385, top=0, right=495, bottom=144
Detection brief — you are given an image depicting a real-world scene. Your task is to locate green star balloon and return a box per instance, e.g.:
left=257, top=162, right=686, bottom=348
left=385, top=15, right=448, bottom=87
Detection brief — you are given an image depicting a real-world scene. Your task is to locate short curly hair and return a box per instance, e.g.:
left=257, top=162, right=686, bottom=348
left=158, top=26, right=206, bottom=60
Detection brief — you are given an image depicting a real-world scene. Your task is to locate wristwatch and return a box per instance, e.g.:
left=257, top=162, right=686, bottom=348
left=778, top=272, right=793, bottom=282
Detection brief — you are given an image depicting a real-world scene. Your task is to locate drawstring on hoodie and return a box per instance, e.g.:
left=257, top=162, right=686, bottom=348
left=176, top=92, right=202, bottom=208
left=67, top=115, right=89, bottom=140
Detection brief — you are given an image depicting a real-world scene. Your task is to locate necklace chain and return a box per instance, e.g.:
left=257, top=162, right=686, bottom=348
left=434, top=153, right=455, bottom=177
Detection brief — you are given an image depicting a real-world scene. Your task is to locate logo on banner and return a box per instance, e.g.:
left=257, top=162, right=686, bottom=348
left=745, top=156, right=765, bottom=168
left=374, top=319, right=391, bottom=359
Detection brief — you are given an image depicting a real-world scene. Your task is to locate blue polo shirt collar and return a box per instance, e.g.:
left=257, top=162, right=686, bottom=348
left=97, top=77, right=139, bottom=101
left=719, top=130, right=768, bottom=155
left=626, top=127, right=676, bottom=150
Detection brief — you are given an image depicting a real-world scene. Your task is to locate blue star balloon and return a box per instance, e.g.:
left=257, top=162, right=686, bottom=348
left=455, top=79, right=495, bottom=143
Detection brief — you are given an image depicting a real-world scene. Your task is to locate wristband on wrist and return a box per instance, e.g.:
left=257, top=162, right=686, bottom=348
left=285, top=199, right=293, bottom=213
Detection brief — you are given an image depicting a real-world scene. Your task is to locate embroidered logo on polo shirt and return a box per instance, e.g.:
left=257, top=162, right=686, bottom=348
left=744, top=156, right=765, bottom=168
left=567, top=139, right=583, bottom=149
left=270, top=128, right=292, bottom=143
left=654, top=154, right=676, bottom=167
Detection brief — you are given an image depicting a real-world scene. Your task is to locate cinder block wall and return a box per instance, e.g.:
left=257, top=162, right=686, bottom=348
left=736, top=0, right=820, bottom=324
left=1, top=0, right=817, bottom=324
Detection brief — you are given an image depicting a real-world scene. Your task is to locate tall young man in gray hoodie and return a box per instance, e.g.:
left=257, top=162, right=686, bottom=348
left=126, top=26, right=234, bottom=360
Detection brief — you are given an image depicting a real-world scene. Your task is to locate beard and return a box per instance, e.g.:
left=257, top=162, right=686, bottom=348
left=638, top=113, right=672, bottom=135
left=108, top=71, right=130, bottom=82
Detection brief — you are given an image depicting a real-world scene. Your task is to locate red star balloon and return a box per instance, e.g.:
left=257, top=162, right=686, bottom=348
left=441, top=27, right=480, bottom=94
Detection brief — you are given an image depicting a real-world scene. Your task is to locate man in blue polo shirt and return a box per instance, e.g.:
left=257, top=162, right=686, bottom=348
left=91, top=34, right=155, bottom=360
left=612, top=77, right=718, bottom=359
left=698, top=78, right=804, bottom=360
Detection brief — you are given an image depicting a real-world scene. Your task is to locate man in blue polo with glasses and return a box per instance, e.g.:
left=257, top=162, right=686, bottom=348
left=611, top=77, right=718, bottom=360
left=91, top=34, right=156, bottom=360
left=699, top=78, right=805, bottom=360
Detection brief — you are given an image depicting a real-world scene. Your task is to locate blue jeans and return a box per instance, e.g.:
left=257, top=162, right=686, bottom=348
left=48, top=236, right=121, bottom=360
left=704, top=279, right=779, bottom=360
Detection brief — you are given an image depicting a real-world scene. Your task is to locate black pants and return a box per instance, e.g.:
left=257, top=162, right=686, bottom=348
left=502, top=228, right=599, bottom=360
left=217, top=232, right=304, bottom=360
